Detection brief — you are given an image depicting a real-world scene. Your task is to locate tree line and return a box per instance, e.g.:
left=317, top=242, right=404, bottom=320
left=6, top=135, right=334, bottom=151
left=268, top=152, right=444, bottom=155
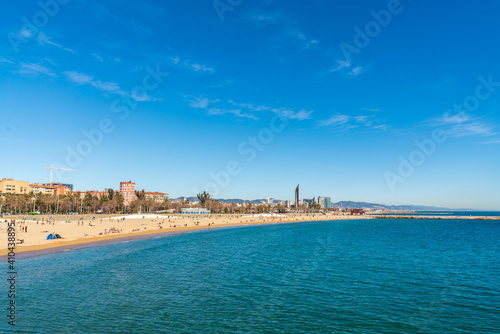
left=0, top=190, right=330, bottom=215
left=0, top=189, right=170, bottom=214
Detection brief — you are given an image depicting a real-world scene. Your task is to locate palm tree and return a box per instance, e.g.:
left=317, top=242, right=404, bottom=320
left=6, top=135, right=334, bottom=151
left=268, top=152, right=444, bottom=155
left=59, top=197, right=71, bottom=213
left=196, top=191, right=211, bottom=207
left=135, top=190, right=146, bottom=200
left=114, top=192, right=124, bottom=211
left=83, top=192, right=93, bottom=213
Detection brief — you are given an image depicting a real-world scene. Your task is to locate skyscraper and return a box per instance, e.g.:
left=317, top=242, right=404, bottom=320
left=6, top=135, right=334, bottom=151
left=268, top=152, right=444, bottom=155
left=295, top=184, right=299, bottom=208
left=324, top=197, right=332, bottom=209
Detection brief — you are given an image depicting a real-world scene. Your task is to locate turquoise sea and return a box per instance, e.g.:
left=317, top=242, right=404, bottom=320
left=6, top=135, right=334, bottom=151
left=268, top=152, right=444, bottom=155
left=2, top=219, right=499, bottom=333
left=373, top=211, right=500, bottom=217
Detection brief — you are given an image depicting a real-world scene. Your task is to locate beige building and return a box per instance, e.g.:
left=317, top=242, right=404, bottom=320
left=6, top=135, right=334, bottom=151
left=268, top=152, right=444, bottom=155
left=0, top=178, right=31, bottom=195
left=30, top=183, right=55, bottom=195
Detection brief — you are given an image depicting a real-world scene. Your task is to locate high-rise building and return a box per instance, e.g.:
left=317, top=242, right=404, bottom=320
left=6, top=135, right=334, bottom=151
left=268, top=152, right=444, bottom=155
left=304, top=198, right=313, bottom=207
left=120, top=181, right=136, bottom=206
left=267, top=198, right=274, bottom=206
left=295, top=184, right=299, bottom=207
left=324, top=197, right=332, bottom=209
left=318, top=196, right=325, bottom=208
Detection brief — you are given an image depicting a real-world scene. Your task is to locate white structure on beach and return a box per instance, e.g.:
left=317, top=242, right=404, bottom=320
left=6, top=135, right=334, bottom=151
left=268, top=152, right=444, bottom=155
left=181, top=208, right=210, bottom=215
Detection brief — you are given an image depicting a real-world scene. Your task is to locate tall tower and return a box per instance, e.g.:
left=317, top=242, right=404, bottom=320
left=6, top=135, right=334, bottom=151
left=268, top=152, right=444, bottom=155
left=120, top=181, right=136, bottom=206
left=295, top=184, right=299, bottom=209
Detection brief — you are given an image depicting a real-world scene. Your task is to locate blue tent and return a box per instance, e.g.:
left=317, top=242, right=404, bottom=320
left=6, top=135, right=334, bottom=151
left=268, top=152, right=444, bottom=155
left=46, top=234, right=56, bottom=240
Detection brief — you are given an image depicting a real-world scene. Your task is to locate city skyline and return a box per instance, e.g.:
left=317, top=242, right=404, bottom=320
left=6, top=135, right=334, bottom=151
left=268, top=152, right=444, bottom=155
left=1, top=1, right=500, bottom=210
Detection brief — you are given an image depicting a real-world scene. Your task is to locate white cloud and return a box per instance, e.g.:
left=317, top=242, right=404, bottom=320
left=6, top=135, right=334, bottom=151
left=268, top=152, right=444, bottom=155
left=65, top=70, right=126, bottom=94
left=319, top=113, right=387, bottom=131
left=64, top=71, right=93, bottom=84
left=228, top=101, right=313, bottom=121
left=189, top=97, right=220, bottom=109
left=170, top=57, right=214, bottom=73
left=430, top=111, right=495, bottom=137
left=64, top=70, right=158, bottom=102
left=189, top=97, right=312, bottom=122
left=274, top=108, right=313, bottom=120
left=329, top=60, right=365, bottom=77
left=0, top=57, right=14, bottom=64
left=440, top=111, right=471, bottom=124
left=349, top=66, right=364, bottom=76
left=319, top=114, right=350, bottom=126
left=450, top=121, right=494, bottom=137
left=330, top=60, right=351, bottom=72
left=92, top=53, right=104, bottom=62
left=187, top=97, right=256, bottom=120
left=17, top=63, right=56, bottom=77
left=207, top=108, right=258, bottom=120
left=191, top=63, right=214, bottom=73
left=37, top=32, right=75, bottom=53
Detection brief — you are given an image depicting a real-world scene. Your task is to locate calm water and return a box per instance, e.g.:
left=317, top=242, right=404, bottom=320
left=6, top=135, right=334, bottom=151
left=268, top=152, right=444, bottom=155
left=2, top=219, right=499, bottom=333
left=374, top=211, right=500, bottom=217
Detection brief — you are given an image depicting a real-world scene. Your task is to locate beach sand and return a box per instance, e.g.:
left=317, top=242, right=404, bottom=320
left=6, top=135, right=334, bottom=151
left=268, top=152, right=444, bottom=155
left=0, top=213, right=368, bottom=257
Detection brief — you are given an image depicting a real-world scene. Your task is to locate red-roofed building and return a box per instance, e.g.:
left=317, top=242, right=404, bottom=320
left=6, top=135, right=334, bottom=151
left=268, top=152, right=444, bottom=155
left=350, top=209, right=365, bottom=215
left=54, top=184, right=72, bottom=196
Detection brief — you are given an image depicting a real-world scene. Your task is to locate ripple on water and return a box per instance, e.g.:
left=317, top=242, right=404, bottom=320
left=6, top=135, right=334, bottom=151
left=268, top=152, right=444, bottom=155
left=4, top=219, right=499, bottom=333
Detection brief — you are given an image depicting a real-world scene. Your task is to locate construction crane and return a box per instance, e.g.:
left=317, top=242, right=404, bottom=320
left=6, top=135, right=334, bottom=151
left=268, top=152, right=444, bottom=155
left=44, top=165, right=78, bottom=186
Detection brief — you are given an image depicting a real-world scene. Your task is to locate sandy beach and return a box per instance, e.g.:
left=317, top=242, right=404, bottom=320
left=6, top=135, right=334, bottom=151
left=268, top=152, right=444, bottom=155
left=0, top=213, right=368, bottom=257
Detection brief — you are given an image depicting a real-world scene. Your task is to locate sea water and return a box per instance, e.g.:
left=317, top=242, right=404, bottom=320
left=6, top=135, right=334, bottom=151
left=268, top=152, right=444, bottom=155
left=2, top=219, right=499, bottom=333
left=374, top=211, right=500, bottom=217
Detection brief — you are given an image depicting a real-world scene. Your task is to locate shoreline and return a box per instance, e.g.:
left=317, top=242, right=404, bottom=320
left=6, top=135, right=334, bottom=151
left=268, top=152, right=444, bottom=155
left=371, top=215, right=500, bottom=220
left=1, top=214, right=365, bottom=259
left=4, top=213, right=496, bottom=260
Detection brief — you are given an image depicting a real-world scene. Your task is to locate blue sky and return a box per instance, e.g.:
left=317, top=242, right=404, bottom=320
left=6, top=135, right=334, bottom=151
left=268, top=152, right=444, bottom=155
left=1, top=0, right=499, bottom=210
